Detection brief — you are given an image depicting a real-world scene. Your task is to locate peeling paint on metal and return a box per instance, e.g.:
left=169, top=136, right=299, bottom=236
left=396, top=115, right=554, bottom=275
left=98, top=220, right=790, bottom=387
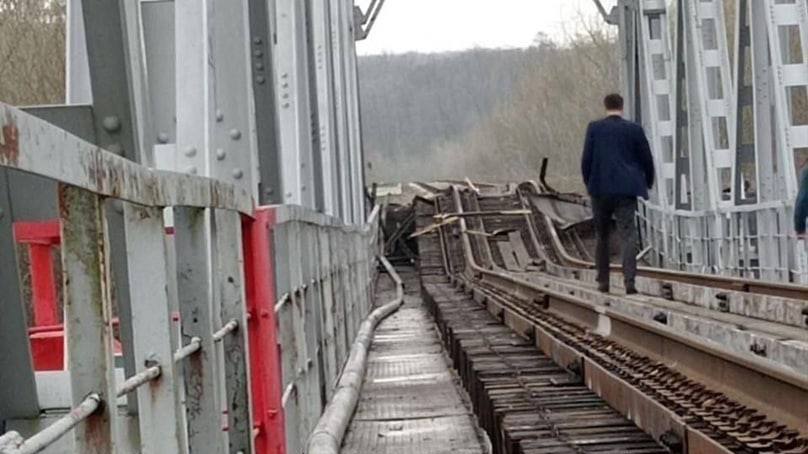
left=0, top=114, right=19, bottom=166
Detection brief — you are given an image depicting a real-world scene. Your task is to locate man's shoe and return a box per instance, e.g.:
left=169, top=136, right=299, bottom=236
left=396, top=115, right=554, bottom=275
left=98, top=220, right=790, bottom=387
left=625, top=286, right=638, bottom=295
left=598, top=283, right=610, bottom=293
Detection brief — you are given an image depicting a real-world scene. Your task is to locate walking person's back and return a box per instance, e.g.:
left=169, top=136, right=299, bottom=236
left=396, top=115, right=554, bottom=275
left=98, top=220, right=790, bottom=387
left=581, top=94, right=655, bottom=294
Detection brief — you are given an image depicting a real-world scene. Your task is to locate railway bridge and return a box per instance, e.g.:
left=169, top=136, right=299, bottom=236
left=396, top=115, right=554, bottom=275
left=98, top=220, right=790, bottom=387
left=0, top=1, right=807, bottom=453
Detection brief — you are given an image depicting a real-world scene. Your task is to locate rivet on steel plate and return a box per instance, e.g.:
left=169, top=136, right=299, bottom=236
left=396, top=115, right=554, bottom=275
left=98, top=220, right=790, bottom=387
left=230, top=129, right=242, bottom=140
left=216, top=110, right=224, bottom=122
left=186, top=166, right=198, bottom=175
left=233, top=169, right=244, bottom=180
left=102, top=116, right=121, bottom=132
left=216, top=148, right=227, bottom=160
left=157, top=132, right=170, bottom=144
left=253, top=37, right=262, bottom=45
left=257, top=76, right=266, bottom=85
left=184, top=146, right=197, bottom=157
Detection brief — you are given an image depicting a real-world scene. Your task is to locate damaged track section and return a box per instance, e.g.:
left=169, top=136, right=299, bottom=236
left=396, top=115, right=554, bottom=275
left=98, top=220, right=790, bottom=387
left=416, top=200, right=669, bottom=454
left=422, top=280, right=670, bottom=454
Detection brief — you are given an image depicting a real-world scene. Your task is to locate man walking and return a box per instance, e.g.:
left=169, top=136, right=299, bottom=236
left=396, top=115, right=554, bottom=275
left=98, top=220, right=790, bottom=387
left=581, top=94, right=655, bottom=294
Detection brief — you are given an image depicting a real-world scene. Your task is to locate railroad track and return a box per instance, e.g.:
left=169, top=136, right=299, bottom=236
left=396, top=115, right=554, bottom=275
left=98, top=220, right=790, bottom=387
left=409, top=186, right=808, bottom=454
left=416, top=201, right=670, bottom=454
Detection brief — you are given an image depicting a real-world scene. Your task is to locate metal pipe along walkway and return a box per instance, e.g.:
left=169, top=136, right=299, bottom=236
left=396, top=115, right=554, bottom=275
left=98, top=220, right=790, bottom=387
left=340, top=268, right=489, bottom=454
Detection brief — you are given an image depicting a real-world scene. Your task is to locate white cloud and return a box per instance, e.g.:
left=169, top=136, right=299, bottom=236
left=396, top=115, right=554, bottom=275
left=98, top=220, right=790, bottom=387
left=356, top=0, right=619, bottom=55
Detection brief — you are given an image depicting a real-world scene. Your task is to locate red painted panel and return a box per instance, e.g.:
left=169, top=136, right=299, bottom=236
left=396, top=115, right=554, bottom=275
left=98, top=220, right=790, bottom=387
left=14, top=220, right=61, bottom=328
left=29, top=328, right=64, bottom=371
left=243, top=207, right=286, bottom=454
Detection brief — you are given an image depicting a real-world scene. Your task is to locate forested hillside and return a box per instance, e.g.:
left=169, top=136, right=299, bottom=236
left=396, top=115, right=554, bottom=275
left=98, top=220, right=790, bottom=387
left=359, top=27, right=618, bottom=191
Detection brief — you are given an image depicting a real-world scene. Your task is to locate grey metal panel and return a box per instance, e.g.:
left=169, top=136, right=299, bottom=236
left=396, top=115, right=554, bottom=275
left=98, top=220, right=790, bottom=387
left=213, top=210, right=253, bottom=454
left=141, top=1, right=176, bottom=150
left=330, top=0, right=352, bottom=222
left=23, top=105, right=96, bottom=143
left=0, top=169, right=39, bottom=421
left=59, top=185, right=118, bottom=453
left=174, top=207, right=226, bottom=454
left=248, top=0, right=283, bottom=205
left=275, top=0, right=317, bottom=208
left=80, top=0, right=139, bottom=161
left=123, top=203, right=183, bottom=454
left=209, top=0, right=259, bottom=199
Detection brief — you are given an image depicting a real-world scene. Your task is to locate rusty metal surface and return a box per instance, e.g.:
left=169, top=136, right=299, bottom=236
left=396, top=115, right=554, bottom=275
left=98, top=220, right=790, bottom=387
left=59, top=185, right=117, bottom=454
left=0, top=103, right=253, bottom=214
left=340, top=268, right=487, bottom=454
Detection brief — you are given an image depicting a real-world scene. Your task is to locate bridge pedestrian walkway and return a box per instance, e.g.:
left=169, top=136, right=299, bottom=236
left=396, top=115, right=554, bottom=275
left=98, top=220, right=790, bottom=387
left=340, top=268, right=488, bottom=454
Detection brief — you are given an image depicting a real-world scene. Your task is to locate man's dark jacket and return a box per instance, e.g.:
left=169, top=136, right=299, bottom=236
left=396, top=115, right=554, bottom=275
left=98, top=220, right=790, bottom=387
left=581, top=115, right=655, bottom=199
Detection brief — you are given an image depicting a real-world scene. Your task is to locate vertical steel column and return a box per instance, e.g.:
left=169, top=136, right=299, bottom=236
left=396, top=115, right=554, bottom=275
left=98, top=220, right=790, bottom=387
left=214, top=210, right=254, bottom=454
left=248, top=0, right=283, bottom=206
left=140, top=0, right=176, bottom=167
left=637, top=0, right=675, bottom=266
left=174, top=207, right=226, bottom=454
left=617, top=0, right=638, bottom=120
left=763, top=0, right=808, bottom=199
left=123, top=203, right=183, bottom=454
left=242, top=208, right=286, bottom=454
left=733, top=0, right=759, bottom=206
left=674, top=0, right=694, bottom=212
left=345, top=3, right=366, bottom=223
left=59, top=185, right=117, bottom=453
left=310, top=0, right=342, bottom=218
left=331, top=0, right=353, bottom=222
left=175, top=0, right=258, bottom=198
left=275, top=0, right=317, bottom=208
left=639, top=0, right=676, bottom=206
left=686, top=0, right=736, bottom=209
left=762, top=0, right=808, bottom=281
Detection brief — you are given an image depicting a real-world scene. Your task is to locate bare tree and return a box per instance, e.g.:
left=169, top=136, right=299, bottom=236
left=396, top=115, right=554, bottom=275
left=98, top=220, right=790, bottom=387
left=0, top=0, right=66, bottom=106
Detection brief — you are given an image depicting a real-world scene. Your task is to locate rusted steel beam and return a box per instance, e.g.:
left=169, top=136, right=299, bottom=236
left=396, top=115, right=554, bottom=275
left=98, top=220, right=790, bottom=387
left=0, top=103, right=253, bottom=214
left=59, top=185, right=117, bottom=454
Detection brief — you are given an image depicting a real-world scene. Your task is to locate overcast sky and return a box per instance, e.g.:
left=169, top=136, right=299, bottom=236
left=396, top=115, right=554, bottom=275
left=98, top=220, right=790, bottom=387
left=356, top=0, right=619, bottom=55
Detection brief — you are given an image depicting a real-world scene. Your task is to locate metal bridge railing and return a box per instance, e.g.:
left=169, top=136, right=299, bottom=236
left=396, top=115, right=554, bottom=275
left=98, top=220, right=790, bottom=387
left=0, top=102, right=254, bottom=453
left=0, top=101, right=383, bottom=454
left=638, top=201, right=808, bottom=284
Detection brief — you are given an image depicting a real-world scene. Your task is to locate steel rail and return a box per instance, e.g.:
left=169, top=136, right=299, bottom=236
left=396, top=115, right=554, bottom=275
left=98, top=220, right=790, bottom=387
left=516, top=182, right=808, bottom=301
left=446, top=185, right=808, bottom=446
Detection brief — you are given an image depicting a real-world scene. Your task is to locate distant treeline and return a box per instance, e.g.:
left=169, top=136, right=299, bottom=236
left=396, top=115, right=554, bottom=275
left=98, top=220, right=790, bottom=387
left=359, top=27, right=618, bottom=192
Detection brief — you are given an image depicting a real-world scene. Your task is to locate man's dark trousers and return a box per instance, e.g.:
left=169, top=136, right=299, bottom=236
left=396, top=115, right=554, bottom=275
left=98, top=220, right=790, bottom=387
left=591, top=196, right=638, bottom=288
